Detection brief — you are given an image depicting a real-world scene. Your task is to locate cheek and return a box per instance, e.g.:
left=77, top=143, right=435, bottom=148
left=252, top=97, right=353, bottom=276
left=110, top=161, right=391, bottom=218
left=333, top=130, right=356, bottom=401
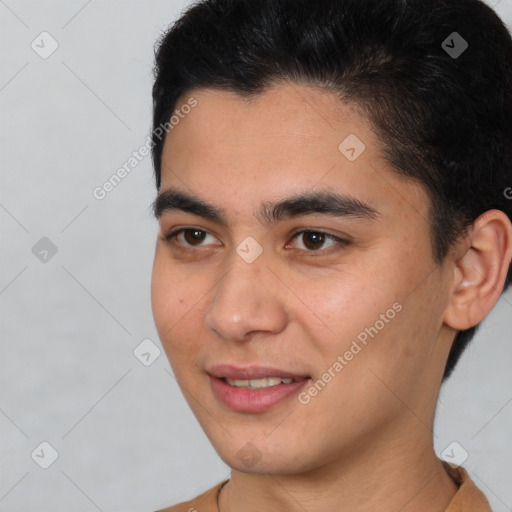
left=151, top=252, right=193, bottom=341
left=151, top=253, right=171, bottom=332
left=299, top=259, right=422, bottom=400
left=151, top=251, right=213, bottom=368
left=306, top=267, right=401, bottom=346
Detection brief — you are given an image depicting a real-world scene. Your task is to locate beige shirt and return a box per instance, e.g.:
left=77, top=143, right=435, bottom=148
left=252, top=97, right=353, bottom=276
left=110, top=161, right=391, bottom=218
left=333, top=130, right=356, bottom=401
left=156, top=461, right=491, bottom=512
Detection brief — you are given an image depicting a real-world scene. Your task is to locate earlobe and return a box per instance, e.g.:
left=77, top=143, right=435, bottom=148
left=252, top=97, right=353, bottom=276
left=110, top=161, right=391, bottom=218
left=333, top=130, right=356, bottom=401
left=443, top=209, right=512, bottom=332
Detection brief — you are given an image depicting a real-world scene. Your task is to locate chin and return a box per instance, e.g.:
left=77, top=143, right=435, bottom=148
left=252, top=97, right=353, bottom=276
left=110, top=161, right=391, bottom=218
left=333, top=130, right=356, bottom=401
left=212, top=436, right=314, bottom=476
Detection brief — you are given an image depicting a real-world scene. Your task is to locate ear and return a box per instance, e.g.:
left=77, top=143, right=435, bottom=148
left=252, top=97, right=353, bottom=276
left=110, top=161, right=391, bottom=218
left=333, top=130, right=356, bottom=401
left=444, top=209, right=512, bottom=331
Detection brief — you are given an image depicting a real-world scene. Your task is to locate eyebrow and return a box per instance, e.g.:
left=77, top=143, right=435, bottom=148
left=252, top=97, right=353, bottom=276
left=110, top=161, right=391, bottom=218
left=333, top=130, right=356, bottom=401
left=151, top=188, right=380, bottom=226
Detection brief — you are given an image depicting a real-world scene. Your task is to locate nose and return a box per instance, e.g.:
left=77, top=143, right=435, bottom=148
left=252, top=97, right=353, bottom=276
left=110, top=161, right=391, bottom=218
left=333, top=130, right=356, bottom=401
left=204, top=254, right=288, bottom=343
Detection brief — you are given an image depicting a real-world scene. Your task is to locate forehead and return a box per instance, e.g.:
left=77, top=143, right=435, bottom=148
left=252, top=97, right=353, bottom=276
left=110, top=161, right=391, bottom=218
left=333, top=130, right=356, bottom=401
left=164, top=83, right=363, bottom=159
left=159, top=83, right=429, bottom=226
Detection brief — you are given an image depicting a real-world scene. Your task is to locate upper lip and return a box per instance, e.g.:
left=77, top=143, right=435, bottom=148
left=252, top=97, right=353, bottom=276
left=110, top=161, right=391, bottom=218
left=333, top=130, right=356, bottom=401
left=207, top=364, right=310, bottom=381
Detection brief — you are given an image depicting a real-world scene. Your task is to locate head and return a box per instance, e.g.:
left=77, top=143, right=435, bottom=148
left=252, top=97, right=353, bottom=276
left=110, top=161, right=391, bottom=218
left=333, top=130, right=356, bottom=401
left=149, top=0, right=512, bottom=475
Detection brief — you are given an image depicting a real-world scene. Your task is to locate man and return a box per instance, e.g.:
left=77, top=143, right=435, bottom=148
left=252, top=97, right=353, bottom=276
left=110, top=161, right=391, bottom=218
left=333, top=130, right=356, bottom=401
left=149, top=0, right=512, bottom=510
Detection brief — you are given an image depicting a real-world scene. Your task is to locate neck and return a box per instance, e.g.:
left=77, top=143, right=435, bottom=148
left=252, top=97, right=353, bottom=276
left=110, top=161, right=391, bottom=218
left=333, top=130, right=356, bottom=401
left=218, top=426, right=458, bottom=512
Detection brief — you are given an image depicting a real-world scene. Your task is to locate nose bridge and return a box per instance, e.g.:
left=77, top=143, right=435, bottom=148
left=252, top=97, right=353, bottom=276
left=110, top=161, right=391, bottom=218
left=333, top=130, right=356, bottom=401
left=205, top=251, right=287, bottom=341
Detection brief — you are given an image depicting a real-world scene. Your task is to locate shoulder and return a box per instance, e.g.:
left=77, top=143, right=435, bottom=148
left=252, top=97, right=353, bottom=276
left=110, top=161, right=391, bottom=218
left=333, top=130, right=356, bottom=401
left=155, top=480, right=229, bottom=512
left=442, top=461, right=491, bottom=512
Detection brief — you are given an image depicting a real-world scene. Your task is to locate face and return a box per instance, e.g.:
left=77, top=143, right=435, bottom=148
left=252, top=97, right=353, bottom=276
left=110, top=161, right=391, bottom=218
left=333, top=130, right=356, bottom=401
left=151, top=83, right=456, bottom=475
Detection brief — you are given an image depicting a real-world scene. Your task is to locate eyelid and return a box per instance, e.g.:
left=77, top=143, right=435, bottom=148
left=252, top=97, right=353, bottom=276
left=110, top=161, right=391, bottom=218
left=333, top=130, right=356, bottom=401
left=162, top=226, right=350, bottom=254
left=288, top=227, right=348, bottom=242
left=286, top=229, right=349, bottom=253
left=162, top=226, right=220, bottom=246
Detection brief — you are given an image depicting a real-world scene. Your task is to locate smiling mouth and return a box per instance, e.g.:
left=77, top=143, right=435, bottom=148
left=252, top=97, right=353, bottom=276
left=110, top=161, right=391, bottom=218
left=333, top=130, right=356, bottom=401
left=223, top=376, right=308, bottom=389
left=209, top=373, right=312, bottom=413
left=207, top=363, right=311, bottom=381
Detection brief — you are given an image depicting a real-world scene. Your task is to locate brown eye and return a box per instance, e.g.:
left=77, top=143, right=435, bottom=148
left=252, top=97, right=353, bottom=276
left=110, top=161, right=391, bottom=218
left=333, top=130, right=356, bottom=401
left=290, top=230, right=345, bottom=252
left=182, top=229, right=207, bottom=245
left=301, top=232, right=327, bottom=250
left=163, top=228, right=217, bottom=247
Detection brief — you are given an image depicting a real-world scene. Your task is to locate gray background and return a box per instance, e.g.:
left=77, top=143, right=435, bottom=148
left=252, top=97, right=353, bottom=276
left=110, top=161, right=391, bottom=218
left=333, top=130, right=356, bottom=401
left=0, top=1, right=511, bottom=510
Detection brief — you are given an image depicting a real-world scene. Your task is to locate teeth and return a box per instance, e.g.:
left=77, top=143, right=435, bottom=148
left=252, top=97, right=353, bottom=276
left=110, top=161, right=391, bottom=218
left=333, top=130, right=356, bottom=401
left=225, top=377, right=296, bottom=388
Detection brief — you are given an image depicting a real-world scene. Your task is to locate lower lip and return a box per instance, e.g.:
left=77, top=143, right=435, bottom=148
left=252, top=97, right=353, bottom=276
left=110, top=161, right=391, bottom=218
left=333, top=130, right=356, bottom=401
left=209, top=375, right=310, bottom=412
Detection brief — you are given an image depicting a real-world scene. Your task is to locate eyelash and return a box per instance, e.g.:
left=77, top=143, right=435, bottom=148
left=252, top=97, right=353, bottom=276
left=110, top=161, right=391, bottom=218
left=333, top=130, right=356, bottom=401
left=161, top=227, right=350, bottom=255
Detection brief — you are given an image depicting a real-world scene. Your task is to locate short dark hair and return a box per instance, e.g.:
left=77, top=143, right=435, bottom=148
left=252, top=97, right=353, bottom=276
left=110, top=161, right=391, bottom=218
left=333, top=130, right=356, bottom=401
left=151, top=0, right=512, bottom=381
